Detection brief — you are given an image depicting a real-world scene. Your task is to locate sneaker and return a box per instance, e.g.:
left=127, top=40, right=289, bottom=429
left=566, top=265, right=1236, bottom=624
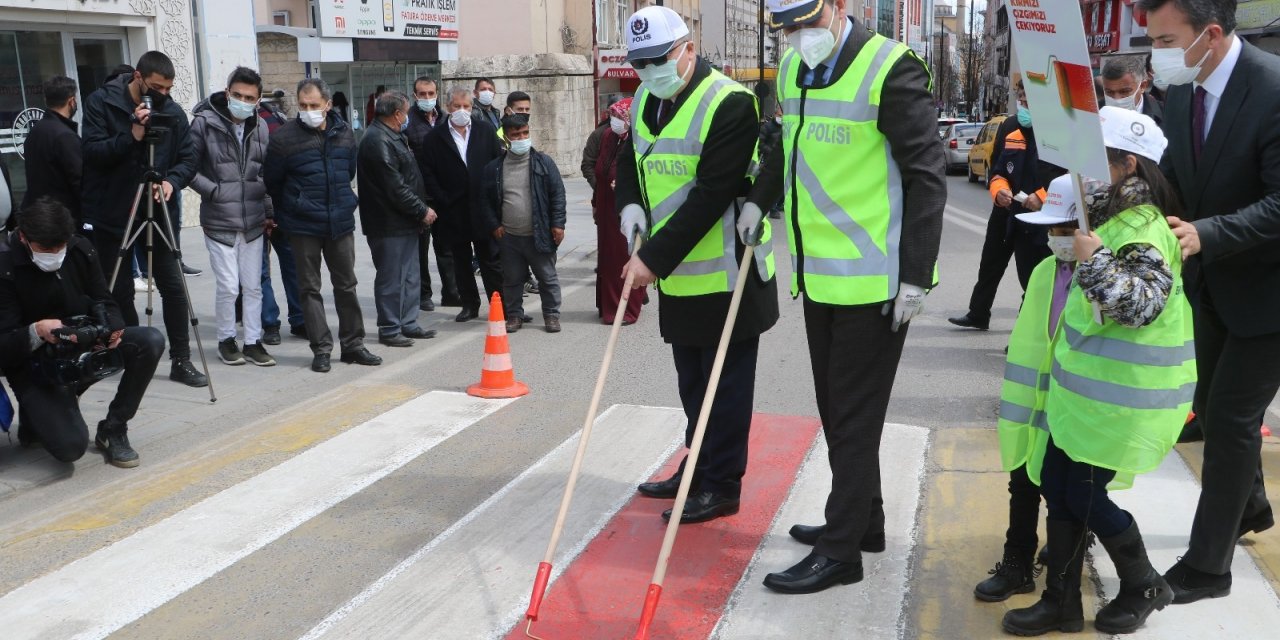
left=95, top=428, right=140, bottom=468
left=218, top=338, right=246, bottom=365
left=262, top=326, right=282, bottom=346
left=134, top=277, right=153, bottom=293
left=243, top=341, right=276, bottom=366
left=544, top=315, right=561, bottom=333
left=170, top=358, right=210, bottom=387
left=181, top=263, right=203, bottom=276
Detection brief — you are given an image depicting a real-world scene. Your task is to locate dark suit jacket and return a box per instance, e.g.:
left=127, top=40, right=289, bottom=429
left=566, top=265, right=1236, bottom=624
left=419, top=118, right=502, bottom=242
left=1141, top=92, right=1164, bottom=125
left=1161, top=40, right=1280, bottom=337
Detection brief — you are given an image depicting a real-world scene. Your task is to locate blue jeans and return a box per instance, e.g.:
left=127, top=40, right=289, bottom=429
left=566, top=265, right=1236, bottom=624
left=1040, top=436, right=1132, bottom=537
left=261, top=227, right=303, bottom=329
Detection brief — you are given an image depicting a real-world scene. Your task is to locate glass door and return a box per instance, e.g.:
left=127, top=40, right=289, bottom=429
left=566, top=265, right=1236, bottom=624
left=70, top=36, right=128, bottom=95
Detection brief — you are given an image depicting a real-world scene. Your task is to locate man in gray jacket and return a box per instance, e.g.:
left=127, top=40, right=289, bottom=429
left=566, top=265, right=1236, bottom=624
left=189, top=66, right=275, bottom=367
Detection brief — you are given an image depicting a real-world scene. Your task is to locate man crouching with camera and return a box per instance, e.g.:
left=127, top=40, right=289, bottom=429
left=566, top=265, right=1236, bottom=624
left=0, top=197, right=163, bottom=467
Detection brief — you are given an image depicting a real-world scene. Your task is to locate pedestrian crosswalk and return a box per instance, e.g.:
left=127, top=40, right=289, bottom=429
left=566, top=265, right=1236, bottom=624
left=0, top=392, right=1278, bottom=639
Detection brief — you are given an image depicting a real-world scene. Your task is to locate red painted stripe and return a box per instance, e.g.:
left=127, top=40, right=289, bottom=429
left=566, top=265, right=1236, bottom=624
left=508, top=413, right=821, bottom=640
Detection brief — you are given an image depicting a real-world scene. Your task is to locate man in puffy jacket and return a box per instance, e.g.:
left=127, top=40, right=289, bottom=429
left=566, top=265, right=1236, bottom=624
left=190, top=66, right=276, bottom=368
left=357, top=91, right=437, bottom=347
left=263, top=78, right=380, bottom=373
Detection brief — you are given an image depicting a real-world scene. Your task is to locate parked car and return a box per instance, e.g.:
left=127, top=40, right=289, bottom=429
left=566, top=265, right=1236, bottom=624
left=942, top=122, right=985, bottom=173
left=937, top=117, right=966, bottom=138
left=967, top=114, right=1009, bottom=184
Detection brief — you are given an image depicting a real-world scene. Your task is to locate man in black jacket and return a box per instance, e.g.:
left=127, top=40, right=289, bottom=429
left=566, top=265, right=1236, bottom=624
left=0, top=198, right=164, bottom=467
left=80, top=50, right=205, bottom=388
left=358, top=91, right=438, bottom=347
left=420, top=86, right=505, bottom=322
left=1140, top=0, right=1280, bottom=604
left=1100, top=55, right=1165, bottom=123
left=407, top=76, right=458, bottom=310
left=478, top=114, right=567, bottom=333
left=22, top=76, right=82, bottom=225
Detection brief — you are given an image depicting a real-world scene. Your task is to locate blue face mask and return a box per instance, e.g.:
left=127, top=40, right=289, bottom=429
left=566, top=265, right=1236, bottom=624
left=227, top=96, right=256, bottom=121
left=1016, top=106, right=1033, bottom=128
left=399, top=113, right=410, bottom=132
left=417, top=98, right=436, bottom=112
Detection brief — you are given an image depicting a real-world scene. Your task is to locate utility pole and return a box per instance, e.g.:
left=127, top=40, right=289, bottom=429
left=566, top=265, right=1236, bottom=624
left=966, top=0, right=977, bottom=112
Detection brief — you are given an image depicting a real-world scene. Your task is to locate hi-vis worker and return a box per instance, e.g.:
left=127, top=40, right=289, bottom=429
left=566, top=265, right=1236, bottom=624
left=616, top=7, right=779, bottom=524
left=748, top=0, right=945, bottom=595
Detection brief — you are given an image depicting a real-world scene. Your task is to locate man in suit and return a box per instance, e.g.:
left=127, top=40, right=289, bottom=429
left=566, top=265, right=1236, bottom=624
left=1139, top=0, right=1280, bottom=604
left=1101, top=55, right=1165, bottom=123
left=420, top=85, right=504, bottom=322
left=406, top=76, right=459, bottom=311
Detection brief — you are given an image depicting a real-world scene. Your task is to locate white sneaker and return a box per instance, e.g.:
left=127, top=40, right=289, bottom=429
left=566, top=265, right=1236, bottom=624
left=134, top=277, right=153, bottom=293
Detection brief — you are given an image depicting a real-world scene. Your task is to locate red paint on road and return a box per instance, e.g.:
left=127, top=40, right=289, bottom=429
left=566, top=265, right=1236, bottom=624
left=507, top=413, right=821, bottom=640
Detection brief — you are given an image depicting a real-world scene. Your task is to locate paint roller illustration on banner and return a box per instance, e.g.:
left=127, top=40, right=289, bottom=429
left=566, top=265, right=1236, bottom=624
left=1024, top=55, right=1098, bottom=114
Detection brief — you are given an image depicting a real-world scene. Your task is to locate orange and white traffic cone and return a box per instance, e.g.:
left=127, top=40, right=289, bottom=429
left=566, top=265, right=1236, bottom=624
left=467, top=292, right=529, bottom=399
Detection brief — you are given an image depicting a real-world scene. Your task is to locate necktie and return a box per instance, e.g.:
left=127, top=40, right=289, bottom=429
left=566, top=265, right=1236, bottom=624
left=1192, top=86, right=1207, bottom=162
left=810, top=64, right=829, bottom=87
left=656, top=99, right=675, bottom=130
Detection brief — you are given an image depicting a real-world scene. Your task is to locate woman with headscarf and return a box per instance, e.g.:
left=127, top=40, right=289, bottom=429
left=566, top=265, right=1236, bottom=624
left=593, top=97, right=646, bottom=325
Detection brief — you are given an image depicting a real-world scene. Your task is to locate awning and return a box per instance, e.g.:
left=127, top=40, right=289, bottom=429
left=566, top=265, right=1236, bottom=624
left=255, top=25, right=354, bottom=63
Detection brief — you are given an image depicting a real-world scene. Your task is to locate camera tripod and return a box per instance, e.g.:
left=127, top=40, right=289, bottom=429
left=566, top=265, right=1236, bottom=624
left=107, top=144, right=217, bottom=403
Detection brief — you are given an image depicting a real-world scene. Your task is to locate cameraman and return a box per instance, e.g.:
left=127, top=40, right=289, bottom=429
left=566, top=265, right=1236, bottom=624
left=0, top=198, right=163, bottom=467
left=80, top=50, right=204, bottom=388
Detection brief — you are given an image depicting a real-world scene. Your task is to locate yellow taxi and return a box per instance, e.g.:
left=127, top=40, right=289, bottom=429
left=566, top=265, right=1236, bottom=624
left=967, top=114, right=1008, bottom=184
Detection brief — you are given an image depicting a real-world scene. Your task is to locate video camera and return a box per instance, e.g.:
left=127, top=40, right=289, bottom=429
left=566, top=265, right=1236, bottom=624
left=29, top=302, right=124, bottom=387
left=139, top=95, right=177, bottom=145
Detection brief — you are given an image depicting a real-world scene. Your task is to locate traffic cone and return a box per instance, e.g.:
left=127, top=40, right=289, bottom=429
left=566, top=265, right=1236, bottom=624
left=467, top=292, right=529, bottom=399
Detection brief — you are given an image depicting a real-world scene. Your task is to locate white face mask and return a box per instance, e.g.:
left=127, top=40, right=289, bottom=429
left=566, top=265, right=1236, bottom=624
left=635, top=42, right=693, bottom=100
left=227, top=96, right=256, bottom=121
left=788, top=13, right=842, bottom=69
left=417, top=98, right=436, bottom=113
left=31, top=246, right=67, bottom=272
left=1151, top=29, right=1211, bottom=89
left=1103, top=86, right=1142, bottom=111
left=609, top=116, right=628, bottom=136
left=477, top=90, right=495, bottom=106
left=509, top=138, right=532, bottom=155
left=1047, top=235, right=1077, bottom=263
left=449, top=108, right=471, bottom=127
left=299, top=110, right=326, bottom=129
left=775, top=115, right=783, bottom=125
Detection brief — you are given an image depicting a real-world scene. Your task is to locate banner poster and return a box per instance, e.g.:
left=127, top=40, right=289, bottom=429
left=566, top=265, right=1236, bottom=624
left=1007, top=0, right=1112, bottom=183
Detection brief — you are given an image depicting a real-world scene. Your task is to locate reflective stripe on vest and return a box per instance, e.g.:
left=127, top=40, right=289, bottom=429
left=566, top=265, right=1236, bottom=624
left=777, top=35, right=913, bottom=305
left=1062, top=324, right=1195, bottom=367
left=997, top=257, right=1058, bottom=473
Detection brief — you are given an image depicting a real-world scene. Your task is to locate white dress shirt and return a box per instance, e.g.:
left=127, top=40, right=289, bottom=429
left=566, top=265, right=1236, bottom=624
left=1194, top=34, right=1242, bottom=142
left=450, top=122, right=471, bottom=166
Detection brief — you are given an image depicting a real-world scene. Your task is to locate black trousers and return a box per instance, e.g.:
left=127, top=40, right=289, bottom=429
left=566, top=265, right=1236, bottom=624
left=671, top=336, right=759, bottom=497
left=803, top=299, right=906, bottom=563
left=1184, top=292, right=1280, bottom=575
left=10, top=326, right=164, bottom=461
left=92, top=228, right=191, bottom=360
left=1005, top=465, right=1042, bottom=557
left=451, top=237, right=503, bottom=308
left=420, top=228, right=459, bottom=302
left=966, top=208, right=1051, bottom=321
left=1040, top=437, right=1132, bottom=538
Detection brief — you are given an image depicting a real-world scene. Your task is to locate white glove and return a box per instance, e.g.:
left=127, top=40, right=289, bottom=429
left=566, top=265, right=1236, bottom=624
left=735, top=201, right=765, bottom=246
left=881, top=283, right=927, bottom=333
left=619, top=204, right=648, bottom=253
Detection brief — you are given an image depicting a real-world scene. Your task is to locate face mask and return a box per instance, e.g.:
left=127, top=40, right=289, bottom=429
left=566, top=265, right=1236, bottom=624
left=775, top=115, right=783, bottom=125
left=299, top=110, right=327, bottom=129
left=31, top=246, right=67, bottom=273
left=477, top=90, right=495, bottom=106
left=636, top=42, right=692, bottom=100
left=399, top=114, right=409, bottom=132
left=227, top=96, right=256, bottom=121
left=450, top=108, right=471, bottom=127
left=787, top=13, right=841, bottom=69
left=1103, top=86, right=1142, bottom=111
left=417, top=98, right=436, bottom=112
left=610, top=116, right=628, bottom=136
left=141, top=80, right=169, bottom=111
left=1047, top=235, right=1077, bottom=263
left=1016, top=106, right=1033, bottom=128
left=509, top=138, right=532, bottom=155
left=1151, top=30, right=1211, bottom=89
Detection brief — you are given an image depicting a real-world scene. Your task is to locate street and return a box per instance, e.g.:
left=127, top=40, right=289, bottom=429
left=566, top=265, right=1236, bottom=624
left=1, top=174, right=1278, bottom=639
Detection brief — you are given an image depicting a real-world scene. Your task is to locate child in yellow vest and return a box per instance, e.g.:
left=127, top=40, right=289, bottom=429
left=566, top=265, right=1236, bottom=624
left=1002, top=107, right=1195, bottom=636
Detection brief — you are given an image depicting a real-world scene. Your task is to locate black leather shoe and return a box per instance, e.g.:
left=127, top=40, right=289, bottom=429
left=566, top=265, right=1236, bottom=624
left=262, top=325, right=282, bottom=346
left=1239, top=506, right=1274, bottom=539
left=340, top=347, right=383, bottom=366
left=402, top=326, right=437, bottom=340
left=787, top=524, right=886, bottom=553
left=379, top=334, right=414, bottom=347
left=455, top=307, right=480, bottom=322
left=440, top=295, right=463, bottom=307
left=420, top=299, right=436, bottom=312
left=947, top=313, right=989, bottom=330
left=638, top=474, right=685, bottom=499
left=763, top=552, right=863, bottom=594
left=311, top=353, right=331, bottom=373
left=1164, top=560, right=1231, bottom=604
left=661, top=491, right=739, bottom=524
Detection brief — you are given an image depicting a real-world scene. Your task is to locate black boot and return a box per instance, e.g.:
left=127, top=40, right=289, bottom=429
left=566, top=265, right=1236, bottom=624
left=975, top=550, right=1037, bottom=602
left=1002, top=520, right=1087, bottom=636
left=1095, top=520, right=1173, bottom=634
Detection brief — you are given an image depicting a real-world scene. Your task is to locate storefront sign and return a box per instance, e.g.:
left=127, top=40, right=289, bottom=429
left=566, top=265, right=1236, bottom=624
left=316, top=0, right=460, bottom=41
left=1088, top=30, right=1118, bottom=51
left=598, top=48, right=637, bottom=80
left=1009, top=0, right=1111, bottom=182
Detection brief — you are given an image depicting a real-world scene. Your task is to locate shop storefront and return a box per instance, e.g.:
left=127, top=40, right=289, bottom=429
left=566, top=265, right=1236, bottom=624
left=1084, top=0, right=1123, bottom=68
left=595, top=48, right=637, bottom=120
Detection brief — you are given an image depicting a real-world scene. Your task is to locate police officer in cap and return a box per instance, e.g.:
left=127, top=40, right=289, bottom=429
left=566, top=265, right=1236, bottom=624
left=616, top=5, right=779, bottom=524
left=748, top=0, right=945, bottom=594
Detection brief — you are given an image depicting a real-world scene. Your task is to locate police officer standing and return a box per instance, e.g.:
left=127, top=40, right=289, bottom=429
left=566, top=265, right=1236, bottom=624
left=749, top=0, right=945, bottom=594
left=616, top=6, right=779, bottom=524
